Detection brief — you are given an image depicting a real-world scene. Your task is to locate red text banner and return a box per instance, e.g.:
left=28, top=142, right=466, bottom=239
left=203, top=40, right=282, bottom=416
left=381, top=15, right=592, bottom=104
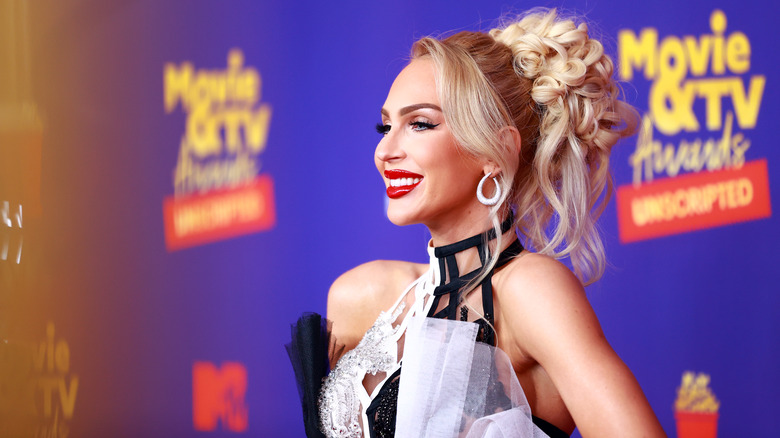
left=163, top=175, right=276, bottom=251
left=616, top=159, right=771, bottom=243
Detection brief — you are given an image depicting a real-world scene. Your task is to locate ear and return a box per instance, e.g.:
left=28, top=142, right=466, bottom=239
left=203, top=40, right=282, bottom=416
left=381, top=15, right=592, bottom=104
left=481, top=126, right=522, bottom=177
left=499, top=126, right=522, bottom=156
left=481, top=163, right=501, bottom=178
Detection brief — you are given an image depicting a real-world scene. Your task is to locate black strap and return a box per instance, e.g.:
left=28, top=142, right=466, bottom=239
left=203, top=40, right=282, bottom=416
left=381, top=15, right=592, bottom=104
left=433, top=215, right=515, bottom=258
left=426, top=214, right=523, bottom=345
left=430, top=239, right=523, bottom=299
left=532, top=416, right=570, bottom=438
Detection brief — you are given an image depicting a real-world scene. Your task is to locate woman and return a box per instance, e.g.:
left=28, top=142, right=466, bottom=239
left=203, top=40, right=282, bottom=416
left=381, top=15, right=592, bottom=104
left=293, top=9, right=665, bottom=438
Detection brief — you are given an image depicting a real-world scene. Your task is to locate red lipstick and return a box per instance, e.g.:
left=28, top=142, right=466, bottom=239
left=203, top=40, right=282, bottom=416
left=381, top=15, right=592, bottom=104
left=384, top=169, right=423, bottom=199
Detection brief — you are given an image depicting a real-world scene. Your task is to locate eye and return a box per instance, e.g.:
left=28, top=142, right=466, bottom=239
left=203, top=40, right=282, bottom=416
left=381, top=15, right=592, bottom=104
left=410, top=121, right=440, bottom=131
left=375, top=123, right=391, bottom=136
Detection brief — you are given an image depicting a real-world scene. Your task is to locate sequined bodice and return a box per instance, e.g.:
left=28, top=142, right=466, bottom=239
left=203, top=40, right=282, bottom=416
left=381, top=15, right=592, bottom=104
left=318, top=219, right=524, bottom=438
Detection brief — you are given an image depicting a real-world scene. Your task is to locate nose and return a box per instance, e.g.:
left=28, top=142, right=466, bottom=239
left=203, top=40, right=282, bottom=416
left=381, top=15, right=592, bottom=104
left=375, top=131, right=403, bottom=163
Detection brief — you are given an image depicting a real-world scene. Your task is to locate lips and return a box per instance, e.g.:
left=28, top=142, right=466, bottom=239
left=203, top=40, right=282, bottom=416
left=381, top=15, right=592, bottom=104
left=384, top=169, right=423, bottom=199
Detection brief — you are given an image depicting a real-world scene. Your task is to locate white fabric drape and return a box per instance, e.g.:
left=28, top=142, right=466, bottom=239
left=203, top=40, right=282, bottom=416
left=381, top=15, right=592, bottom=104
left=396, top=316, right=550, bottom=438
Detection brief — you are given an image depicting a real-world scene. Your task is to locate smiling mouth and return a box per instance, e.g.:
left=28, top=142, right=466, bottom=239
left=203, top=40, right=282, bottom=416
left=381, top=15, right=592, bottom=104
left=384, top=170, right=423, bottom=199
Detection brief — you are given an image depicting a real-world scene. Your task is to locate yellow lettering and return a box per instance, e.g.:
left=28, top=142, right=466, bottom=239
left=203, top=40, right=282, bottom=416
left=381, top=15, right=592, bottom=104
left=703, top=185, right=718, bottom=212
left=222, top=109, right=244, bottom=153
left=39, top=377, right=58, bottom=417
left=54, top=341, right=69, bottom=374
left=618, top=8, right=756, bottom=83
left=680, top=138, right=703, bottom=170
left=709, top=10, right=727, bottom=75
left=46, top=323, right=55, bottom=372
left=629, top=112, right=751, bottom=184
left=666, top=75, right=764, bottom=133
left=34, top=342, right=46, bottom=370
left=683, top=35, right=712, bottom=77
left=59, top=376, right=78, bottom=419
left=166, top=49, right=271, bottom=187
left=687, top=186, right=708, bottom=214
left=173, top=191, right=263, bottom=237
left=164, top=62, right=193, bottom=113
left=189, top=73, right=225, bottom=110
left=737, top=178, right=753, bottom=205
left=719, top=181, right=734, bottom=208
left=630, top=176, right=754, bottom=226
left=629, top=115, right=657, bottom=184
left=658, top=36, right=687, bottom=81
left=618, top=28, right=658, bottom=80
left=731, top=75, right=765, bottom=129
left=705, top=112, right=734, bottom=170
left=186, top=104, right=221, bottom=157
left=694, top=78, right=732, bottom=130
left=238, top=69, right=261, bottom=104
left=649, top=80, right=698, bottom=134
left=163, top=46, right=275, bottom=229
left=726, top=32, right=750, bottom=73
left=246, top=105, right=272, bottom=153
left=173, top=148, right=258, bottom=195
left=620, top=9, right=764, bottom=144
left=631, top=199, right=643, bottom=226
left=731, top=132, right=749, bottom=168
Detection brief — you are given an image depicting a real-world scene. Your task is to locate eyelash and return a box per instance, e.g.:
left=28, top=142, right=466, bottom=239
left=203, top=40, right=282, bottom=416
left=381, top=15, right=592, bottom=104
left=375, top=121, right=440, bottom=136
left=375, top=123, right=391, bottom=135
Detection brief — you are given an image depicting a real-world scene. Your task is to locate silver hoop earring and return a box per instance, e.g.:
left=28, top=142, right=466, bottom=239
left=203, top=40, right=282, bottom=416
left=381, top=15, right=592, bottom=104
left=476, top=172, right=501, bottom=206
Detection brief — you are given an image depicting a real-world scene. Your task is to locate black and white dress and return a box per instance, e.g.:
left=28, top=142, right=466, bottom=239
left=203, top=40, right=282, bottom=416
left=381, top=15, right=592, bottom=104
left=289, top=219, right=569, bottom=438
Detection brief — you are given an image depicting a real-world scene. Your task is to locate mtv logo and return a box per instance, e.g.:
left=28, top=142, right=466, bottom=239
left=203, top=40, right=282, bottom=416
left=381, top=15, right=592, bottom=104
left=193, top=361, right=248, bottom=432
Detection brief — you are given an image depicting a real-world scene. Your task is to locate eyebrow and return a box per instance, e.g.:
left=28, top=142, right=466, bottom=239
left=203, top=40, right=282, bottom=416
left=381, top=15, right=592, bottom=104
left=381, top=103, right=443, bottom=118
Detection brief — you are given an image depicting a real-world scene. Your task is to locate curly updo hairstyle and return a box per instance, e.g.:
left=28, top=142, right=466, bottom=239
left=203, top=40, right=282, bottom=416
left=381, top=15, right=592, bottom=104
left=412, top=8, right=638, bottom=285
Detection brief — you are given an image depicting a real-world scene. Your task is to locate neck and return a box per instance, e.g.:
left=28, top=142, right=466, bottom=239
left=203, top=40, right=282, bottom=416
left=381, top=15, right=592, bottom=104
left=426, top=206, right=503, bottom=246
left=427, top=212, right=517, bottom=279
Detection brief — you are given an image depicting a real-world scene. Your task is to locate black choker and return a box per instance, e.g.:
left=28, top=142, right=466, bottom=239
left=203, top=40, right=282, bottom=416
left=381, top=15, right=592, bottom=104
left=427, top=215, right=523, bottom=345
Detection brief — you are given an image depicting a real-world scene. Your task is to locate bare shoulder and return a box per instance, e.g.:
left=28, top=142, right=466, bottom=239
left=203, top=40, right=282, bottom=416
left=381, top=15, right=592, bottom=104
left=328, top=259, right=427, bottom=310
left=495, top=252, right=666, bottom=436
left=327, top=260, right=426, bottom=351
left=493, top=252, right=600, bottom=362
left=494, top=252, right=586, bottom=308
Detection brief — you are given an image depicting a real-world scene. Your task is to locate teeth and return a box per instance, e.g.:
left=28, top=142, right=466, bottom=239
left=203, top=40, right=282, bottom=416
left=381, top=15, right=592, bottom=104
left=389, top=177, right=422, bottom=187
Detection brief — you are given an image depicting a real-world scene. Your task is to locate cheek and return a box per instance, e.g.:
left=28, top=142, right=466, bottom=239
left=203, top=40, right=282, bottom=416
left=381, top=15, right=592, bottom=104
left=374, top=145, right=384, bottom=175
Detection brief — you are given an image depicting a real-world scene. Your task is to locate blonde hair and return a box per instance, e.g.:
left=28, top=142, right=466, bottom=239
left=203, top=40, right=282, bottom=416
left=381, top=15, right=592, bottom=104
left=412, top=9, right=638, bottom=285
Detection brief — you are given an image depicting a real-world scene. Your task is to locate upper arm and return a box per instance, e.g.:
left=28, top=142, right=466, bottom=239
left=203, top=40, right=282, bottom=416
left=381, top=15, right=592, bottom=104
left=326, top=261, right=387, bottom=353
left=327, top=260, right=423, bottom=355
left=498, top=255, right=665, bottom=437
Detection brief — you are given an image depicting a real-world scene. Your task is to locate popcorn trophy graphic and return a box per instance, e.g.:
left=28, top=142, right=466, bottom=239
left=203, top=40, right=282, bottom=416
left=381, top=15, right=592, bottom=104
left=675, top=372, right=720, bottom=438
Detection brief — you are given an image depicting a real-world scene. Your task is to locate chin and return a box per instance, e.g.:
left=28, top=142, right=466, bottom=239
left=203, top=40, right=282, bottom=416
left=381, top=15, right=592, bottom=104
left=385, top=204, right=420, bottom=227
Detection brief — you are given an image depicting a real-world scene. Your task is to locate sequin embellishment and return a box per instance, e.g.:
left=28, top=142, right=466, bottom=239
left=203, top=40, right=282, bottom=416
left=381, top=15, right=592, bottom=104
left=318, top=303, right=405, bottom=437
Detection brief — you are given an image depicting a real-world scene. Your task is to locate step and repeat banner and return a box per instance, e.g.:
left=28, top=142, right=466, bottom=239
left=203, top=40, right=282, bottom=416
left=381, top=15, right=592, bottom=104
left=1, top=0, right=776, bottom=436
